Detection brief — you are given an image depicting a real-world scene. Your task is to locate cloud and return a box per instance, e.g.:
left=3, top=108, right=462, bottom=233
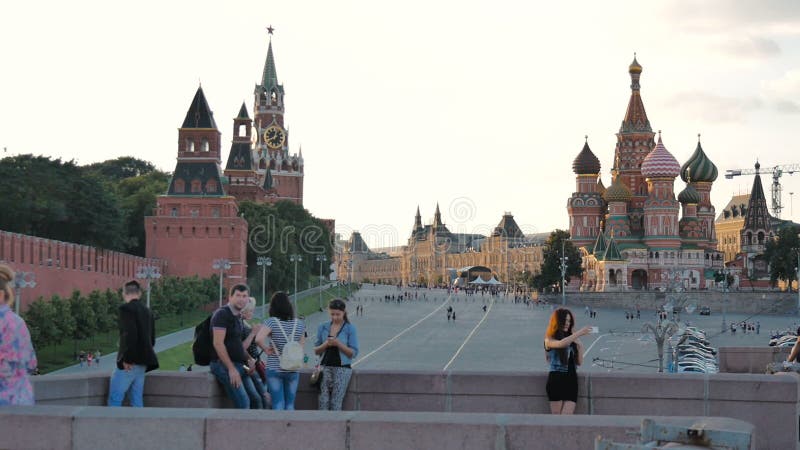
left=716, top=36, right=781, bottom=58
left=662, top=0, right=800, bottom=34
left=761, top=69, right=800, bottom=114
left=665, top=91, right=763, bottom=123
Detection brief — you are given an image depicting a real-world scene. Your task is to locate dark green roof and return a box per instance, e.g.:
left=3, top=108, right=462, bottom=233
left=237, top=102, right=250, bottom=119
left=259, top=41, right=284, bottom=95
left=492, top=213, right=524, bottom=239
left=592, top=232, right=607, bottom=255
left=167, top=162, right=225, bottom=196
left=598, top=236, right=623, bottom=261
left=224, top=143, right=253, bottom=171
left=263, top=169, right=273, bottom=190
left=181, top=87, right=218, bottom=129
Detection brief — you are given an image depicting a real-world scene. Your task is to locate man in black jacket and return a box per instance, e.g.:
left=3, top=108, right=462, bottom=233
left=108, top=280, right=159, bottom=407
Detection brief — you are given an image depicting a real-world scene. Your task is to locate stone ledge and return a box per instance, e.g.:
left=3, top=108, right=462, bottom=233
left=0, top=406, right=756, bottom=450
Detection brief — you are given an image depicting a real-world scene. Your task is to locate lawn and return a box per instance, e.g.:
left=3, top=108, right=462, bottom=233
left=156, top=284, right=352, bottom=370
left=36, top=306, right=215, bottom=374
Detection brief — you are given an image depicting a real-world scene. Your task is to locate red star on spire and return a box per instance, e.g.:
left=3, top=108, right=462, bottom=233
left=267, top=25, right=275, bottom=35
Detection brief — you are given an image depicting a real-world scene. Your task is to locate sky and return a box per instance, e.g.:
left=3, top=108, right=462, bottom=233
left=2, top=1, right=800, bottom=249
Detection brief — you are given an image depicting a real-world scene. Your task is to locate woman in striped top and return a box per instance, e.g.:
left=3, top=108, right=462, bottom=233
left=260, top=292, right=305, bottom=410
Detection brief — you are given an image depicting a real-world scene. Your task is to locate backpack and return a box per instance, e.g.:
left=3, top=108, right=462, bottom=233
left=192, top=315, right=213, bottom=366
left=271, top=319, right=304, bottom=371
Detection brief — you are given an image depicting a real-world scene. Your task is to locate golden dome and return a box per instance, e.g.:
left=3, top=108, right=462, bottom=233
left=629, top=54, right=642, bottom=74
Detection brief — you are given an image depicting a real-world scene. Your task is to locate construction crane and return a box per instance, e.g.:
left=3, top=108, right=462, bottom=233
left=725, top=163, right=800, bottom=218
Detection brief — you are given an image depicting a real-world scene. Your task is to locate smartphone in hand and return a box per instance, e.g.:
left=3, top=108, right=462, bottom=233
left=590, top=326, right=599, bottom=334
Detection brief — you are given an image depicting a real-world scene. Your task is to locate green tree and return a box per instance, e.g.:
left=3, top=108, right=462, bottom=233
left=23, top=297, right=56, bottom=350
left=533, top=230, right=583, bottom=291
left=114, top=171, right=170, bottom=255
left=239, top=201, right=333, bottom=295
left=764, top=225, right=800, bottom=291
left=68, top=290, right=97, bottom=343
left=49, top=295, right=76, bottom=346
left=0, top=155, right=125, bottom=250
left=83, top=156, right=158, bottom=181
left=88, top=290, right=115, bottom=335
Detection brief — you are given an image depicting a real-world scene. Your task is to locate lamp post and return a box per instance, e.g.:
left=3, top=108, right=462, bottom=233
left=560, top=240, right=568, bottom=306
left=13, top=271, right=36, bottom=315
left=316, top=255, right=327, bottom=311
left=135, top=265, right=162, bottom=308
left=289, top=254, right=302, bottom=315
left=256, top=256, right=272, bottom=313
left=718, top=266, right=729, bottom=332
left=212, top=259, right=231, bottom=307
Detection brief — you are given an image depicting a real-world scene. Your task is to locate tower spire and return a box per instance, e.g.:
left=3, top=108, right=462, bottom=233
left=433, top=203, right=442, bottom=228
left=262, top=27, right=279, bottom=92
left=620, top=54, right=651, bottom=133
left=414, top=205, right=422, bottom=231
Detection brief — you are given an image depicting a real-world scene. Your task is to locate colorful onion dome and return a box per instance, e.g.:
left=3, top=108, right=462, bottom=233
left=572, top=139, right=601, bottom=175
left=680, top=138, right=718, bottom=183
left=641, top=134, right=680, bottom=179
left=603, top=177, right=632, bottom=203
left=629, top=54, right=642, bottom=74
left=677, top=184, right=700, bottom=204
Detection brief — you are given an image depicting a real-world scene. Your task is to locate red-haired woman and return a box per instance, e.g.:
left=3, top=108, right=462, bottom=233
left=544, top=308, right=591, bottom=414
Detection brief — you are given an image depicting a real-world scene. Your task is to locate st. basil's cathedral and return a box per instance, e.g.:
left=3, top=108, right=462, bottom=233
left=567, top=57, right=724, bottom=292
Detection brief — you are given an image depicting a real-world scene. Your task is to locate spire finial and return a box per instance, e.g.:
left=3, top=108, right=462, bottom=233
left=697, top=133, right=701, bottom=143
left=267, top=25, right=274, bottom=36
left=584, top=134, right=588, bottom=143
left=686, top=167, right=692, bottom=184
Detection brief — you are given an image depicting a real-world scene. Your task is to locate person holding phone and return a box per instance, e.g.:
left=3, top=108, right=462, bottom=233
left=314, top=299, right=359, bottom=410
left=544, top=308, right=591, bottom=415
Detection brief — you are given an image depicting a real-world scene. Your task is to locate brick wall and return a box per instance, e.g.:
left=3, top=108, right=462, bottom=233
left=0, top=230, right=165, bottom=311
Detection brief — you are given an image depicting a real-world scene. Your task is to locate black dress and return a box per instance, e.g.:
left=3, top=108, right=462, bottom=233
left=545, top=343, right=578, bottom=403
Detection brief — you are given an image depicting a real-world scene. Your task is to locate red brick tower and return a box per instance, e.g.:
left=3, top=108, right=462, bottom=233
left=253, top=33, right=304, bottom=204
left=567, top=137, right=604, bottom=249
left=145, top=87, right=248, bottom=283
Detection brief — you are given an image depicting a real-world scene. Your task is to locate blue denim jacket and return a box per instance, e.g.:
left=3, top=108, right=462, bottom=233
left=315, top=321, right=359, bottom=366
left=547, top=346, right=574, bottom=373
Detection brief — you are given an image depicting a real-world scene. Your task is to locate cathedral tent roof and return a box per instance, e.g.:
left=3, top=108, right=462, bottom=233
left=492, top=213, right=525, bottom=239
left=224, top=142, right=253, bottom=172
left=592, top=232, right=607, bottom=255
left=181, top=86, right=218, bottom=129
left=167, top=162, right=225, bottom=196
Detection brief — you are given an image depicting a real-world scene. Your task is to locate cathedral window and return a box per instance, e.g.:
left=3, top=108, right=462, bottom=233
left=201, top=139, right=209, bottom=152
left=174, top=179, right=185, bottom=193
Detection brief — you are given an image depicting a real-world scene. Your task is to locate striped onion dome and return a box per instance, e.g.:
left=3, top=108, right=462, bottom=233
left=603, top=177, right=632, bottom=203
left=680, top=139, right=718, bottom=183
left=572, top=140, right=601, bottom=175
left=641, top=135, right=680, bottom=179
left=677, top=184, right=701, bottom=204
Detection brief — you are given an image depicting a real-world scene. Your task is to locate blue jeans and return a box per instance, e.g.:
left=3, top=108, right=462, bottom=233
left=266, top=370, right=299, bottom=410
left=108, top=364, right=146, bottom=407
left=210, top=360, right=250, bottom=409
left=243, top=373, right=268, bottom=409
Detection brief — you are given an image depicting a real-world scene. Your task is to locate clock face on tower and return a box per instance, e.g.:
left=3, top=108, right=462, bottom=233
left=263, top=126, right=285, bottom=149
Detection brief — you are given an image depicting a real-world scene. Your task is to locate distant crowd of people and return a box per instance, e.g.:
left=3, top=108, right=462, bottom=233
left=77, top=350, right=102, bottom=368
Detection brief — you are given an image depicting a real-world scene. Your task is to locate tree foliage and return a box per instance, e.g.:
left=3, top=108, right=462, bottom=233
left=239, top=201, right=334, bottom=296
left=764, top=225, right=800, bottom=291
left=533, top=230, right=583, bottom=291
left=0, top=154, right=169, bottom=256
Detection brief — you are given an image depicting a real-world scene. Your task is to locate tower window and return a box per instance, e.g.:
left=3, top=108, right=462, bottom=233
left=191, top=179, right=202, bottom=193
left=201, top=139, right=209, bottom=152
left=238, top=124, right=246, bottom=137
left=170, top=208, right=178, bottom=217
left=174, top=179, right=185, bottom=193
left=186, top=140, right=195, bottom=152
left=271, top=90, right=277, bottom=102
left=206, top=179, right=217, bottom=193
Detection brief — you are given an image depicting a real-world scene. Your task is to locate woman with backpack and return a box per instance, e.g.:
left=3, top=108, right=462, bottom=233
left=259, top=292, right=305, bottom=410
left=315, top=298, right=359, bottom=410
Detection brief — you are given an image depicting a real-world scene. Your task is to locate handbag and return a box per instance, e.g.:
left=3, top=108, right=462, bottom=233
left=309, top=360, right=323, bottom=387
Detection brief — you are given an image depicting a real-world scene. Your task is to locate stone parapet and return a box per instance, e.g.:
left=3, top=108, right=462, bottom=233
left=0, top=406, right=755, bottom=450
left=718, top=346, right=790, bottom=374
left=26, top=369, right=796, bottom=449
